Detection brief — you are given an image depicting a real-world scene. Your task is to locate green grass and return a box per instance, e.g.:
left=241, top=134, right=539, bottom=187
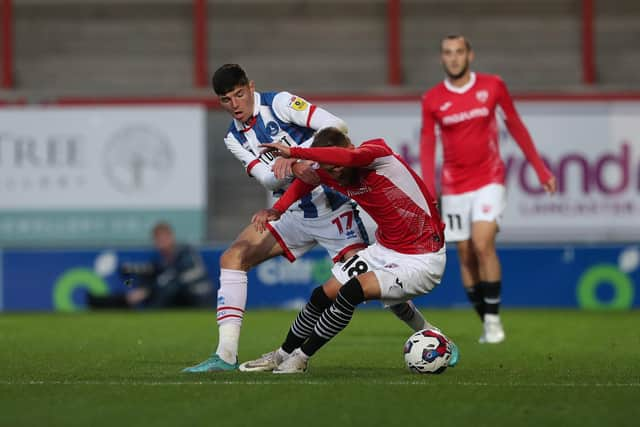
left=1, top=309, right=639, bottom=427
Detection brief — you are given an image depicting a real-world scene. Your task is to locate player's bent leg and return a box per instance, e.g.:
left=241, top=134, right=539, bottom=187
left=284, top=283, right=337, bottom=350
left=240, top=284, right=336, bottom=373
left=183, top=225, right=284, bottom=373
left=275, top=274, right=377, bottom=374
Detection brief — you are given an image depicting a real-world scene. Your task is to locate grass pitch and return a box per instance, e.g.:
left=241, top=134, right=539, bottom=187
left=1, top=309, right=638, bottom=427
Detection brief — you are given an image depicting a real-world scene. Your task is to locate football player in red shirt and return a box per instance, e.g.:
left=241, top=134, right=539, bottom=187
left=420, top=35, right=557, bottom=343
left=244, top=127, right=458, bottom=373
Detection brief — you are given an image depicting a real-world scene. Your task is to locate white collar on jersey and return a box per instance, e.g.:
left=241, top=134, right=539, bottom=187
left=444, top=71, right=476, bottom=94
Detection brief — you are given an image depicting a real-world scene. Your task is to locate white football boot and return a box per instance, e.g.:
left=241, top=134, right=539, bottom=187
left=239, top=348, right=289, bottom=372
left=479, top=314, right=505, bottom=344
left=273, top=348, right=309, bottom=374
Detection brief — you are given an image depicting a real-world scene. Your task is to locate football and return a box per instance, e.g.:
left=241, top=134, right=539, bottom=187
left=403, top=328, right=453, bottom=374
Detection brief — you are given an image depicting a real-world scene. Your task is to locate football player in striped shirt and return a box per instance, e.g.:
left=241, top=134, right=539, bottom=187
left=183, top=65, right=432, bottom=372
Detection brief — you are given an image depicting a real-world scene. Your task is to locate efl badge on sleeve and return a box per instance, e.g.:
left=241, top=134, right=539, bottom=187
left=289, top=96, right=309, bottom=111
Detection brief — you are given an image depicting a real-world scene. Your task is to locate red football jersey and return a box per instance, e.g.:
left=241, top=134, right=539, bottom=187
left=273, top=139, right=445, bottom=254
left=420, top=72, right=552, bottom=196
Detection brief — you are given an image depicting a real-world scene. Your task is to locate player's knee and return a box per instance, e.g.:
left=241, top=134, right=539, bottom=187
left=456, top=245, right=477, bottom=268
left=472, top=239, right=496, bottom=259
left=321, top=280, right=341, bottom=300
left=310, top=286, right=333, bottom=308
left=220, top=243, right=251, bottom=270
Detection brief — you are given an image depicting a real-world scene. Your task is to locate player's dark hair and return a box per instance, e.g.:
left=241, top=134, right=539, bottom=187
left=212, top=64, right=249, bottom=95
left=441, top=34, right=472, bottom=52
left=311, top=127, right=350, bottom=148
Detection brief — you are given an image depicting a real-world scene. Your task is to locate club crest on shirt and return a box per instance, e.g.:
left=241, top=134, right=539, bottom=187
left=289, top=96, right=309, bottom=111
left=265, top=121, right=280, bottom=136
left=476, top=90, right=489, bottom=103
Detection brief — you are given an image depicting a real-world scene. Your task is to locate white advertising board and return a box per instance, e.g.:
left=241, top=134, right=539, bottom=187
left=325, top=101, right=640, bottom=243
left=0, top=106, right=206, bottom=245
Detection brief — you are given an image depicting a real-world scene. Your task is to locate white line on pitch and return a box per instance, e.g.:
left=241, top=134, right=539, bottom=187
left=0, top=380, right=639, bottom=387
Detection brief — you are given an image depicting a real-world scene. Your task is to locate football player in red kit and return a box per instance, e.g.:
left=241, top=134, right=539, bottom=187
left=420, top=35, right=557, bottom=343
left=244, top=128, right=458, bottom=373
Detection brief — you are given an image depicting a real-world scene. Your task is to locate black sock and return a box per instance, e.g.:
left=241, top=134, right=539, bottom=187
left=281, top=286, right=332, bottom=353
left=301, top=277, right=365, bottom=357
left=465, top=285, right=485, bottom=319
left=480, top=280, right=502, bottom=315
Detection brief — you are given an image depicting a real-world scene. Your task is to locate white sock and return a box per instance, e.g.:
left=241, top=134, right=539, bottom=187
left=484, top=313, right=501, bottom=324
left=215, top=268, right=247, bottom=364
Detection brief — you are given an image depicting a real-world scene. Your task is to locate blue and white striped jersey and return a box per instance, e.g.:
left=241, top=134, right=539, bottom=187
left=224, top=91, right=351, bottom=218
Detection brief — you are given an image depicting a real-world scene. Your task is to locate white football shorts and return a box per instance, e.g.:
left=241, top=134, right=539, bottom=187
left=440, top=183, right=506, bottom=242
left=331, top=243, right=447, bottom=307
left=267, top=201, right=369, bottom=263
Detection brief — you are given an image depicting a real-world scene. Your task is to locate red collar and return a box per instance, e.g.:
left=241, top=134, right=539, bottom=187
left=240, top=116, right=258, bottom=133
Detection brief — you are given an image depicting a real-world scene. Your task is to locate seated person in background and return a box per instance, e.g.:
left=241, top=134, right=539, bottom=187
left=87, top=222, right=214, bottom=309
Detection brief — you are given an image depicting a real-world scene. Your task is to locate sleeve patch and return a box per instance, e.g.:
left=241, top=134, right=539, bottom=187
left=288, top=96, right=309, bottom=111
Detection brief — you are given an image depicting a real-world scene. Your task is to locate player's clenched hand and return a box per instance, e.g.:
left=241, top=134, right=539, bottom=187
left=260, top=142, right=291, bottom=158
left=272, top=157, right=297, bottom=179
left=252, top=208, right=282, bottom=233
left=543, top=176, right=557, bottom=194
left=291, top=160, right=321, bottom=185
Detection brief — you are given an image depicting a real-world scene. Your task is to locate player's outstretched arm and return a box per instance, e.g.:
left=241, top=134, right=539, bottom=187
left=496, top=78, right=555, bottom=191
left=419, top=94, right=438, bottom=197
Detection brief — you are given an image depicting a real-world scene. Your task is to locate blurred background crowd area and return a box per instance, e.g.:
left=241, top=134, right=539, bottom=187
left=1, top=0, right=639, bottom=97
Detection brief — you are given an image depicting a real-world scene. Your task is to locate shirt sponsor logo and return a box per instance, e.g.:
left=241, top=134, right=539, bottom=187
left=442, top=107, right=490, bottom=125
left=346, top=185, right=372, bottom=196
